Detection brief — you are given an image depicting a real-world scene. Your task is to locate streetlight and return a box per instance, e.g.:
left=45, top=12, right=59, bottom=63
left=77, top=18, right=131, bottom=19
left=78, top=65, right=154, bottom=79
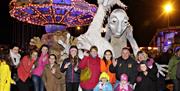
left=163, top=3, right=173, bottom=28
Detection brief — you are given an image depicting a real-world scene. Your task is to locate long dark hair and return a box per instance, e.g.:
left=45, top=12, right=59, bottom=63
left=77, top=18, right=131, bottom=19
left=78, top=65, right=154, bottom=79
left=103, top=50, right=113, bottom=65
left=38, top=44, right=49, bottom=56
left=69, top=45, right=79, bottom=66
left=0, top=50, right=11, bottom=66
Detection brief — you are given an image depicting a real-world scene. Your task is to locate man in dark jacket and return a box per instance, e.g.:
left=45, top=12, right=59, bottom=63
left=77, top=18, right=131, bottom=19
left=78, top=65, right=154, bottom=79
left=109, top=47, right=138, bottom=86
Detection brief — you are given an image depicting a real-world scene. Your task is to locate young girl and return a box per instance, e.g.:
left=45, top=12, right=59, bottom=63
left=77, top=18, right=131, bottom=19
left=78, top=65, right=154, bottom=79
left=61, top=45, right=80, bottom=91
left=114, top=74, right=132, bottom=91
left=42, top=54, right=62, bottom=91
left=93, top=72, right=113, bottom=91
left=0, top=52, right=15, bottom=91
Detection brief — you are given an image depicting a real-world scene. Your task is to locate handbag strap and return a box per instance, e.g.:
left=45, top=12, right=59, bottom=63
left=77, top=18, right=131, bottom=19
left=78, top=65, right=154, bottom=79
left=87, top=59, right=89, bottom=67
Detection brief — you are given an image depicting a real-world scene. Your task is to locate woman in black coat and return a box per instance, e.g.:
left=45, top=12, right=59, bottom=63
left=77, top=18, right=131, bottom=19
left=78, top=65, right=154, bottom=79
left=134, top=61, right=158, bottom=91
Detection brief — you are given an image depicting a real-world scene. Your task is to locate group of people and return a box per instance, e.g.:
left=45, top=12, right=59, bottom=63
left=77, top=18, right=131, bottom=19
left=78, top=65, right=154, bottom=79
left=0, top=43, right=180, bottom=91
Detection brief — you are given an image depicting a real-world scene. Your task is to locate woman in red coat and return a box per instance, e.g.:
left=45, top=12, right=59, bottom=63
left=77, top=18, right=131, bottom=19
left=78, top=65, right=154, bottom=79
left=17, top=50, right=38, bottom=91
left=78, top=46, right=101, bottom=91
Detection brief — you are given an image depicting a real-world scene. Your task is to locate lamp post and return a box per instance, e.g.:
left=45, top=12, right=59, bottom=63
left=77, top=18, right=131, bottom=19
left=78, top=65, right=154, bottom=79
left=163, top=3, right=173, bottom=29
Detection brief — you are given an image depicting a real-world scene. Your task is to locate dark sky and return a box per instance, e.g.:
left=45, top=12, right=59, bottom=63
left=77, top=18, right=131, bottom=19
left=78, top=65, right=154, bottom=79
left=0, top=0, right=180, bottom=46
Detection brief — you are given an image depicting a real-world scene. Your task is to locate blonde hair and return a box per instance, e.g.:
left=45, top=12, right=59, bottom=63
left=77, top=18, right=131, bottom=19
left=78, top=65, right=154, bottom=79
left=136, top=51, right=148, bottom=61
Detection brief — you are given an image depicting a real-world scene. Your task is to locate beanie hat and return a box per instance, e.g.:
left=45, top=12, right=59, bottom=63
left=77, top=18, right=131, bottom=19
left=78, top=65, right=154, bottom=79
left=99, top=72, right=109, bottom=81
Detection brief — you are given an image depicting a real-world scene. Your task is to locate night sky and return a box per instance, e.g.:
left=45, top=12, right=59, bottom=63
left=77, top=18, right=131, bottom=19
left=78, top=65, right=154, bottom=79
left=0, top=0, right=180, bottom=46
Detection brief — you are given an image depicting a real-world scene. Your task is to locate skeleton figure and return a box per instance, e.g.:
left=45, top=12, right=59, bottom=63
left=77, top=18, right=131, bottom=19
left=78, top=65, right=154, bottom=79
left=105, top=9, right=139, bottom=58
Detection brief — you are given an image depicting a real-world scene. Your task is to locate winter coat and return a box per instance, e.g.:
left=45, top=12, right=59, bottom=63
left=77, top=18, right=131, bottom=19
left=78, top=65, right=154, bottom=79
left=176, top=62, right=180, bottom=80
left=42, top=64, right=62, bottom=91
left=134, top=63, right=158, bottom=91
left=60, top=58, right=80, bottom=83
left=114, top=83, right=132, bottom=91
left=17, top=55, right=35, bottom=82
left=93, top=82, right=113, bottom=91
left=78, top=56, right=101, bottom=90
left=0, top=61, right=15, bottom=91
left=168, top=55, right=180, bottom=79
left=109, top=56, right=138, bottom=84
left=32, top=53, right=49, bottom=77
left=100, top=59, right=116, bottom=84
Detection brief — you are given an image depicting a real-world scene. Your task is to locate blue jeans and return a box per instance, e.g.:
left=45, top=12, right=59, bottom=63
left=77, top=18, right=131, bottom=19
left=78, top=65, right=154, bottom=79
left=32, top=75, right=45, bottom=91
left=173, top=80, right=179, bottom=91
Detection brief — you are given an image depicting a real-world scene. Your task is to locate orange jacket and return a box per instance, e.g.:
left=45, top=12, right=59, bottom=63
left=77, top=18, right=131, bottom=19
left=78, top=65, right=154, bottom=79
left=100, top=59, right=116, bottom=84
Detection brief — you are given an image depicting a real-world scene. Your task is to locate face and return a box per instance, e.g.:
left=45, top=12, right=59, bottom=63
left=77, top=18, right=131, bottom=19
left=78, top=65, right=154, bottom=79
left=176, top=50, right=180, bottom=57
left=105, top=51, right=112, bottom=60
left=121, top=49, right=130, bottom=60
left=31, top=51, right=38, bottom=60
left=140, top=64, right=147, bottom=72
left=137, top=53, right=145, bottom=62
left=49, top=55, right=56, bottom=64
left=101, top=78, right=107, bottom=83
left=12, top=46, right=19, bottom=54
left=108, top=9, right=129, bottom=38
left=121, top=80, right=127, bottom=85
left=90, top=49, right=98, bottom=58
left=70, top=48, right=78, bottom=57
left=41, top=46, right=48, bottom=54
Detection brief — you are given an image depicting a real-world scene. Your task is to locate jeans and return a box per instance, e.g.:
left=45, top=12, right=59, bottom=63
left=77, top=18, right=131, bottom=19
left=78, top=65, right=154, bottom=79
left=32, top=75, right=45, bottom=91
left=173, top=80, right=179, bottom=91
left=66, top=82, right=79, bottom=91
left=82, top=88, right=93, bottom=91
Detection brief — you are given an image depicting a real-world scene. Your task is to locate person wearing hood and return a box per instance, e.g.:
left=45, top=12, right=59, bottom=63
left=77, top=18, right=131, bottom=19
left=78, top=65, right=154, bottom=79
left=93, top=72, right=113, bottom=91
left=114, top=73, right=132, bottom=91
left=78, top=46, right=101, bottom=91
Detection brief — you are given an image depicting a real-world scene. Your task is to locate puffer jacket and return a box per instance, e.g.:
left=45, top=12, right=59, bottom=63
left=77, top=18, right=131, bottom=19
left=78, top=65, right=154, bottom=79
left=60, top=58, right=80, bottom=83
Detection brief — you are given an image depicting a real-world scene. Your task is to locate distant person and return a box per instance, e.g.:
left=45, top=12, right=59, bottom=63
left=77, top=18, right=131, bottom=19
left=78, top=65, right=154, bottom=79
left=168, top=48, right=180, bottom=91
left=176, top=60, right=180, bottom=91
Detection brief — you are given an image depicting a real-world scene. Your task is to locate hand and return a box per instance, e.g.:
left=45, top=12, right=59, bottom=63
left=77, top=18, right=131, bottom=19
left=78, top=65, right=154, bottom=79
left=51, top=68, right=56, bottom=74
left=112, top=59, right=117, bottom=67
left=74, top=66, right=78, bottom=71
left=64, top=62, right=71, bottom=69
left=43, top=56, right=47, bottom=61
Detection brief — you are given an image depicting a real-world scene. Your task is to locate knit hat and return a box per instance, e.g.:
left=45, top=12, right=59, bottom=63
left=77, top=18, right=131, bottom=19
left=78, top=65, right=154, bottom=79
left=99, top=72, right=109, bottom=81
left=120, top=73, right=128, bottom=82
